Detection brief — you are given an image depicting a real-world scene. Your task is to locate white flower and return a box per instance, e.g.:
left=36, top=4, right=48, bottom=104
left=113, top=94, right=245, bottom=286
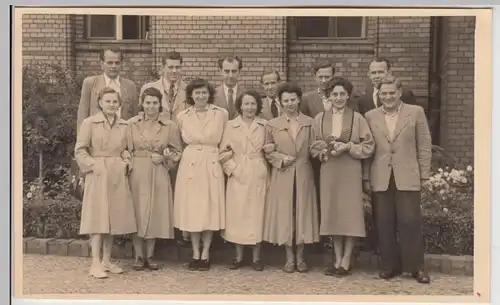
left=438, top=168, right=443, bottom=173
left=26, top=192, right=32, bottom=199
left=467, top=165, right=473, bottom=172
left=429, top=176, right=435, bottom=181
left=461, top=177, right=467, bottom=183
left=442, top=196, right=447, bottom=200
left=440, top=189, right=446, bottom=195
left=459, top=170, right=465, bottom=176
left=444, top=172, right=449, bottom=177
left=435, top=174, right=442, bottom=180
left=443, top=208, right=448, bottom=213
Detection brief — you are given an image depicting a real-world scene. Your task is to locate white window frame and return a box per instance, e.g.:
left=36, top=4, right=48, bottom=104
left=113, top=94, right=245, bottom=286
left=85, top=14, right=149, bottom=41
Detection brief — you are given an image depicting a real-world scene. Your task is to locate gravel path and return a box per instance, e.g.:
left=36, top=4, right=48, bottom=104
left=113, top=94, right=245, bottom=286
left=23, top=254, right=473, bottom=295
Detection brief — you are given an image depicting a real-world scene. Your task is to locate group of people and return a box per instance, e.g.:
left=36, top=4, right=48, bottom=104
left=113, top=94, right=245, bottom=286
left=74, top=48, right=432, bottom=285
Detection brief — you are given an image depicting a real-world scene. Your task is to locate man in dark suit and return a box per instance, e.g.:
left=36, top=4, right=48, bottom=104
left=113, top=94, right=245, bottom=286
left=259, top=69, right=282, bottom=120
left=356, top=58, right=417, bottom=116
left=364, top=75, right=431, bottom=284
left=213, top=55, right=245, bottom=120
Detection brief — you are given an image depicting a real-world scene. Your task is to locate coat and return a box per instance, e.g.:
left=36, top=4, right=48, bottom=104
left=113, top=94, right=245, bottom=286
left=364, top=103, right=432, bottom=192
left=173, top=104, right=229, bottom=232
left=139, top=77, right=188, bottom=125
left=219, top=116, right=269, bottom=245
left=213, top=84, right=245, bottom=120
left=75, top=112, right=137, bottom=235
left=126, top=113, right=183, bottom=239
left=262, top=113, right=320, bottom=246
left=76, top=74, right=138, bottom=135
left=310, top=107, right=375, bottom=237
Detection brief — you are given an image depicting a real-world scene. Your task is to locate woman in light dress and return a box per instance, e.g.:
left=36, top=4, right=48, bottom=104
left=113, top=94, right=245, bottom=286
left=127, top=87, right=183, bottom=271
left=75, top=87, right=137, bottom=279
left=310, top=77, right=375, bottom=276
left=174, top=78, right=229, bottom=271
left=262, top=82, right=320, bottom=273
left=219, top=90, right=269, bottom=271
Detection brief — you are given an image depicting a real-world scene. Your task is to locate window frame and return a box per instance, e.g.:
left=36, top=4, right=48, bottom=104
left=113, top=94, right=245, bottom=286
left=288, top=16, right=368, bottom=42
left=84, top=14, right=150, bottom=41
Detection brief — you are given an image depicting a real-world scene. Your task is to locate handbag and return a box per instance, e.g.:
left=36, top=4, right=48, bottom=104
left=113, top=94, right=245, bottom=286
left=69, top=157, right=85, bottom=201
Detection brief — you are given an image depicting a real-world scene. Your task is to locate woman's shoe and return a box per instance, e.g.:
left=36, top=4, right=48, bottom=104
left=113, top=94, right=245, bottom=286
left=102, top=262, right=124, bottom=274
left=89, top=263, right=108, bottom=279
left=296, top=260, right=309, bottom=273
left=324, top=265, right=338, bottom=276
left=283, top=261, right=295, bottom=273
left=145, top=257, right=159, bottom=271
left=187, top=259, right=200, bottom=271
left=229, top=259, right=244, bottom=270
left=252, top=260, right=264, bottom=271
left=198, top=259, right=211, bottom=271
left=131, top=257, right=146, bottom=271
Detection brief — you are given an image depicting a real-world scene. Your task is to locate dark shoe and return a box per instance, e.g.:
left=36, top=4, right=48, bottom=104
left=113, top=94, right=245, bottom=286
left=378, top=269, right=402, bottom=280
left=187, top=259, right=200, bottom=271
left=145, top=257, right=159, bottom=271
left=252, top=261, right=264, bottom=271
left=324, top=265, right=338, bottom=276
left=412, top=270, right=430, bottom=284
left=296, top=260, right=309, bottom=273
left=131, top=257, right=146, bottom=271
left=198, top=259, right=210, bottom=271
left=229, top=260, right=244, bottom=270
left=283, top=261, right=295, bottom=273
left=336, top=266, right=350, bottom=277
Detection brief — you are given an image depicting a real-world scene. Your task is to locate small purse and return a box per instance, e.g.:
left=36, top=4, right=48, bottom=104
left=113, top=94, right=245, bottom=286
left=69, top=157, right=85, bottom=201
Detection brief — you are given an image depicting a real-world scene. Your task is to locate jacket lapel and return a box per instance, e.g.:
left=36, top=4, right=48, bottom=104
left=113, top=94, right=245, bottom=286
left=171, top=80, right=186, bottom=113
left=321, top=110, right=333, bottom=139
left=391, top=104, right=411, bottom=141
left=374, top=109, right=392, bottom=143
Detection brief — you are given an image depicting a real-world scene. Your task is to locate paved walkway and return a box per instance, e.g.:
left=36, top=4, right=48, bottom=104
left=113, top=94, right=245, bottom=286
left=23, top=254, right=473, bottom=295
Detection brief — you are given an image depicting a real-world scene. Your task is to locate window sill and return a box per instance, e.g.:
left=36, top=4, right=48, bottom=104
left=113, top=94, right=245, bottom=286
left=75, top=39, right=152, bottom=54
left=288, top=39, right=375, bottom=54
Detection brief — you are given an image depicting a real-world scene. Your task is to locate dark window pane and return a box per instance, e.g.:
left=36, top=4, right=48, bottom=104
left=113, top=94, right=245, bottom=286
left=336, top=17, right=363, bottom=38
left=295, top=17, right=330, bottom=38
left=122, top=15, right=140, bottom=40
left=89, top=15, right=115, bottom=38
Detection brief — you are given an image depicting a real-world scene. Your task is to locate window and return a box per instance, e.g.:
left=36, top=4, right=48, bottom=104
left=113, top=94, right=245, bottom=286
left=85, top=15, right=150, bottom=40
left=289, top=17, right=366, bottom=40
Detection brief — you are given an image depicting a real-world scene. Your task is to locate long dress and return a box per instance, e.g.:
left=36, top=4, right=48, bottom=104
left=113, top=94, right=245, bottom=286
left=220, top=116, right=269, bottom=245
left=174, top=104, right=229, bottom=232
left=262, top=113, right=320, bottom=246
left=310, top=106, right=375, bottom=237
left=127, top=113, right=182, bottom=239
left=75, top=111, right=137, bottom=235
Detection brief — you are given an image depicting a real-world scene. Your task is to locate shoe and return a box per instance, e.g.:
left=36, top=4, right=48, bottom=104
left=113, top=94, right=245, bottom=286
left=336, top=266, right=351, bottom=277
left=145, top=257, right=159, bottom=271
left=89, top=263, right=108, bottom=279
left=102, top=262, right=124, bottom=274
left=324, top=265, right=338, bottom=276
left=378, top=269, right=401, bottom=280
left=187, top=259, right=200, bottom=271
left=229, top=260, right=244, bottom=270
left=412, top=270, right=430, bottom=284
left=296, top=260, right=309, bottom=273
left=131, top=257, right=146, bottom=271
left=252, top=261, right=264, bottom=271
left=283, top=261, right=295, bottom=273
left=198, top=259, right=211, bottom=271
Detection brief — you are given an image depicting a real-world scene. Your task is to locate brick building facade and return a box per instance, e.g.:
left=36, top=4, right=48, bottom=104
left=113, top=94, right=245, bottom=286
left=21, top=14, right=475, bottom=166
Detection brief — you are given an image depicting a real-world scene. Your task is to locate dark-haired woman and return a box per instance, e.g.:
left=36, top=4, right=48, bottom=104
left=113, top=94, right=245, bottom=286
left=262, top=82, right=320, bottom=273
left=310, top=77, right=375, bottom=276
left=219, top=90, right=268, bottom=271
left=75, top=86, right=137, bottom=279
left=127, top=87, right=183, bottom=271
left=174, top=78, right=229, bottom=271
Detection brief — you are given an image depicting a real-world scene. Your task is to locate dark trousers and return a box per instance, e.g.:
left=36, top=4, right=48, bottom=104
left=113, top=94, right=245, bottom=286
left=372, top=172, right=425, bottom=273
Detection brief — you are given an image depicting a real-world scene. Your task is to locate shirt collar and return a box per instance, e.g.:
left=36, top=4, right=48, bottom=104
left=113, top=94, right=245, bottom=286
left=382, top=102, right=403, bottom=116
left=224, top=84, right=238, bottom=96
left=332, top=107, right=345, bottom=114
left=162, top=77, right=178, bottom=91
left=284, top=112, right=300, bottom=122
left=104, top=74, right=120, bottom=86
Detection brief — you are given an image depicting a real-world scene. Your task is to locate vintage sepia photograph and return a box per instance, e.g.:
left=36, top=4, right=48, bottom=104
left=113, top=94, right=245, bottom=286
left=13, top=6, right=492, bottom=303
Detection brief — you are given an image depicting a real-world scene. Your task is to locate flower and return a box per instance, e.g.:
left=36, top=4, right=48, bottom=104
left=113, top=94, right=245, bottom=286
left=443, top=207, right=448, bottom=213
left=467, top=165, right=473, bottom=172
left=438, top=168, right=443, bottom=173
left=444, top=172, right=449, bottom=177
left=26, top=192, right=32, bottom=199
left=29, top=185, right=36, bottom=192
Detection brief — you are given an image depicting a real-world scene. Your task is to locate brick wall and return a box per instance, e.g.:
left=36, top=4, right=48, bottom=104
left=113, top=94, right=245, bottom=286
left=439, top=16, right=475, bottom=166
left=150, top=15, right=287, bottom=91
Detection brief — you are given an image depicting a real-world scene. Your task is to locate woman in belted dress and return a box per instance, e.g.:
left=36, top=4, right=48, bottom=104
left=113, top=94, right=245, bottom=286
left=310, top=77, right=375, bottom=276
left=262, top=82, right=320, bottom=273
left=75, top=86, right=137, bottom=279
left=127, top=87, right=183, bottom=271
left=219, top=90, right=269, bottom=271
left=174, top=78, right=229, bottom=271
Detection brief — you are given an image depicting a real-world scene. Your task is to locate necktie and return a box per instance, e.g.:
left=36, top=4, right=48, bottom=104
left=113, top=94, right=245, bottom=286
left=227, top=88, right=235, bottom=118
left=168, top=83, right=175, bottom=112
left=373, top=88, right=378, bottom=107
left=270, top=99, right=279, bottom=118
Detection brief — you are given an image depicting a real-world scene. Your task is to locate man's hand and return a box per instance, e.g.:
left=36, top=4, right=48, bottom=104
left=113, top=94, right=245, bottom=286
left=362, top=180, right=371, bottom=196
left=151, top=152, right=164, bottom=165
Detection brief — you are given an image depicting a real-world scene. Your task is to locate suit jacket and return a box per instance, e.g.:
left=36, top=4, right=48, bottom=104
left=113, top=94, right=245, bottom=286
left=356, top=86, right=417, bottom=116
left=260, top=96, right=282, bottom=121
left=300, top=90, right=359, bottom=119
left=76, top=74, right=138, bottom=135
left=139, top=77, right=188, bottom=124
left=213, top=84, right=245, bottom=120
left=363, top=103, right=432, bottom=192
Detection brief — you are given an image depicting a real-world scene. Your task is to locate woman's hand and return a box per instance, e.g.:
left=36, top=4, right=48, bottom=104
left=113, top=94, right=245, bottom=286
left=282, top=155, right=295, bottom=167
left=163, top=147, right=176, bottom=161
left=219, top=150, right=233, bottom=164
left=262, top=143, right=276, bottom=154
left=319, top=149, right=329, bottom=163
left=121, top=150, right=132, bottom=162
left=151, top=152, right=164, bottom=165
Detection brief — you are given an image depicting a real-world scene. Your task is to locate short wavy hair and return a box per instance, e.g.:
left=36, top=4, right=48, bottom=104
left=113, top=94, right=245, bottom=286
left=376, top=75, right=403, bottom=90
left=185, top=78, right=216, bottom=106
left=324, top=76, right=354, bottom=98
left=277, top=82, right=303, bottom=104
left=234, top=90, right=263, bottom=116
left=140, top=87, right=164, bottom=113
left=97, top=86, right=122, bottom=111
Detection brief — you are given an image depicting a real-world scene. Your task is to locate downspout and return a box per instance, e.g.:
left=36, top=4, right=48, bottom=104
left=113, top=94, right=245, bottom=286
left=375, top=17, right=380, bottom=57
left=428, top=16, right=442, bottom=145
left=283, top=16, right=289, bottom=81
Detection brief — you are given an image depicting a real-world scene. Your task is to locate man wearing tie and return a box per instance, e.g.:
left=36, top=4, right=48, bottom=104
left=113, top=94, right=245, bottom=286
left=357, top=58, right=417, bottom=116
left=139, top=51, right=187, bottom=124
left=76, top=48, right=138, bottom=135
left=259, top=69, right=282, bottom=120
left=214, top=55, right=245, bottom=120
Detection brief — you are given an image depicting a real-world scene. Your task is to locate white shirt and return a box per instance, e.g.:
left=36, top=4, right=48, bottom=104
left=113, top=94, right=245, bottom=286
left=382, top=103, right=402, bottom=140
left=104, top=74, right=121, bottom=117
left=331, top=108, right=344, bottom=138
left=223, top=84, right=238, bottom=103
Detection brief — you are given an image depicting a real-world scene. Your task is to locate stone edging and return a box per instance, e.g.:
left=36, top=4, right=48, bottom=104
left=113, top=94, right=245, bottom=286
left=23, top=237, right=473, bottom=276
